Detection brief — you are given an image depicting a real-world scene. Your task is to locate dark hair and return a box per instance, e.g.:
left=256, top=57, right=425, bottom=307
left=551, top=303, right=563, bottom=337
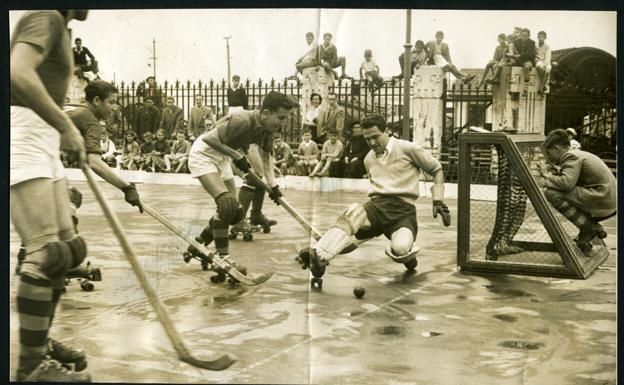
left=166, top=96, right=175, bottom=102
left=435, top=31, right=444, bottom=36
left=146, top=76, right=155, bottom=82
left=361, top=114, right=386, bottom=131
left=144, top=97, right=154, bottom=103
left=327, top=129, right=339, bottom=136
left=260, top=91, right=298, bottom=112
left=351, top=120, right=361, bottom=128
left=274, top=132, right=283, bottom=139
left=538, top=30, right=547, bottom=37
left=306, top=32, right=314, bottom=37
left=522, top=28, right=530, bottom=34
left=310, top=93, right=323, bottom=104
left=498, top=33, right=507, bottom=39
left=543, top=129, right=571, bottom=149
left=415, top=40, right=425, bottom=48
left=74, top=37, right=82, bottom=42
left=232, top=75, right=240, bottom=80
left=302, top=130, right=312, bottom=135
left=84, top=80, right=117, bottom=103
left=327, top=91, right=338, bottom=98
left=323, top=32, right=332, bottom=38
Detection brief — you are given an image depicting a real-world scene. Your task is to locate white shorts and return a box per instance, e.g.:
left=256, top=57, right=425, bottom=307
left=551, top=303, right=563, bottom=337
left=10, top=106, right=65, bottom=186
left=188, top=146, right=234, bottom=180
left=536, top=61, right=552, bottom=73
left=432, top=54, right=449, bottom=68
left=228, top=106, right=244, bottom=113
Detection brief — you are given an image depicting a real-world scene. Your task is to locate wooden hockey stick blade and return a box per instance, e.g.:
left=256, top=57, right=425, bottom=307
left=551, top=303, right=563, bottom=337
left=141, top=202, right=274, bottom=286
left=81, top=166, right=236, bottom=370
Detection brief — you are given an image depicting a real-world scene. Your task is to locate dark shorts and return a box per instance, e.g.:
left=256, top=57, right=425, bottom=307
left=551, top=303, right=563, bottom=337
left=354, top=196, right=418, bottom=240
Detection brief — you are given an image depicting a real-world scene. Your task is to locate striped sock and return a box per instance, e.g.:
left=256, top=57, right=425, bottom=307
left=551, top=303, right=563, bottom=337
left=212, top=218, right=229, bottom=255
left=552, top=200, right=590, bottom=228
left=17, top=273, right=54, bottom=373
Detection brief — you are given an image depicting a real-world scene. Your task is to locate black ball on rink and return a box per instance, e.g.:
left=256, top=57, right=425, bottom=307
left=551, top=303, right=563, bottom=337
left=353, top=286, right=365, bottom=299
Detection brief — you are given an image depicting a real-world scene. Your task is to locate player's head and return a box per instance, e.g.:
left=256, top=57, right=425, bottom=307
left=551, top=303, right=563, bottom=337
left=351, top=121, right=362, bottom=136
left=67, top=10, right=89, bottom=21
left=327, top=92, right=338, bottom=107
left=497, top=33, right=507, bottom=43
left=305, top=32, right=315, bottom=44
left=165, top=96, right=175, bottom=108
left=84, top=80, right=118, bottom=120
left=302, top=130, right=312, bottom=142
left=155, top=129, right=166, bottom=140
left=537, top=30, right=547, bottom=43
left=542, top=129, right=571, bottom=165
left=310, top=93, right=322, bottom=107
left=435, top=31, right=444, bottom=42
left=195, top=94, right=204, bottom=106
left=232, top=75, right=240, bottom=88
left=323, top=32, right=332, bottom=44
left=361, top=114, right=389, bottom=155
left=364, top=49, right=372, bottom=59
left=328, top=129, right=339, bottom=143
left=259, top=91, right=297, bottom=132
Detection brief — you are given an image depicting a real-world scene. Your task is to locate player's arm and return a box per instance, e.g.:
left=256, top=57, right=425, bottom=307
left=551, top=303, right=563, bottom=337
left=202, top=118, right=252, bottom=172
left=10, top=43, right=86, bottom=163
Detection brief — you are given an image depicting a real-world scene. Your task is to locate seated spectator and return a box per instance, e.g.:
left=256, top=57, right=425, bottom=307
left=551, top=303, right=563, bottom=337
left=152, top=128, right=171, bottom=172
left=343, top=121, right=370, bottom=178
left=73, top=37, right=99, bottom=81
left=535, top=30, right=552, bottom=96
left=566, top=128, right=581, bottom=150
left=512, top=28, right=536, bottom=94
left=164, top=131, right=191, bottom=173
left=359, top=49, right=384, bottom=91
left=273, top=132, right=296, bottom=176
left=137, top=132, right=155, bottom=171
left=289, top=32, right=320, bottom=78
left=303, top=93, right=323, bottom=140
left=297, top=131, right=319, bottom=175
left=478, top=33, right=508, bottom=88
left=100, top=130, right=117, bottom=167
left=395, top=40, right=428, bottom=79
left=320, top=32, right=349, bottom=79
left=115, top=130, right=140, bottom=170
left=309, top=129, right=343, bottom=177
left=426, top=31, right=475, bottom=84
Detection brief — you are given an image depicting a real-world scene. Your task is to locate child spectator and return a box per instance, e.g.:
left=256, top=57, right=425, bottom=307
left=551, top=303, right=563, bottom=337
left=296, top=131, right=319, bottom=175
left=115, top=130, right=140, bottom=170
left=310, top=129, right=343, bottom=177
left=138, top=132, right=155, bottom=171
left=152, top=128, right=171, bottom=172
left=478, top=33, right=508, bottom=88
left=343, top=121, right=370, bottom=178
left=165, top=130, right=191, bottom=173
left=360, top=49, right=384, bottom=91
left=100, top=130, right=117, bottom=167
left=566, top=128, right=581, bottom=150
left=395, top=40, right=428, bottom=79
left=273, top=132, right=295, bottom=176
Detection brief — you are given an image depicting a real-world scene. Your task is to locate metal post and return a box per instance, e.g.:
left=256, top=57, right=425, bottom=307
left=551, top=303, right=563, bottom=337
left=224, top=36, right=232, bottom=87
left=150, top=38, right=157, bottom=79
left=402, top=10, right=412, bottom=140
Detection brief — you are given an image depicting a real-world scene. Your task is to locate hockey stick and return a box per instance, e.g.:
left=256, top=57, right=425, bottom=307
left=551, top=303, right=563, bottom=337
left=81, top=165, right=236, bottom=371
left=140, top=202, right=273, bottom=286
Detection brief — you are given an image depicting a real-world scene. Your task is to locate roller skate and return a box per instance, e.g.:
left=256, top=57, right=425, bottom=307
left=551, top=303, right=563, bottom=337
left=249, top=213, right=277, bottom=234
left=17, top=357, right=91, bottom=382
left=65, top=261, right=102, bottom=292
left=210, top=256, right=248, bottom=285
left=385, top=246, right=419, bottom=271
left=182, top=232, right=213, bottom=271
left=576, top=222, right=607, bottom=253
left=295, top=247, right=327, bottom=289
left=228, top=219, right=258, bottom=241
left=48, top=338, right=88, bottom=372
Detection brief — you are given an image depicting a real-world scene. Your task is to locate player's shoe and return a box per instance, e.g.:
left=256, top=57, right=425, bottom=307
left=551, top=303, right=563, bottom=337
left=18, top=357, right=91, bottom=382
left=48, top=338, right=87, bottom=371
left=230, top=220, right=252, bottom=234
left=250, top=213, right=277, bottom=233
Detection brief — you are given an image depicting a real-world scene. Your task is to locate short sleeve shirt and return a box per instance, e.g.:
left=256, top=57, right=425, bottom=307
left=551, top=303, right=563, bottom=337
left=320, top=44, right=338, bottom=63
left=216, top=110, right=273, bottom=153
left=66, top=106, right=103, bottom=154
left=361, top=59, right=378, bottom=73
left=10, top=11, right=72, bottom=107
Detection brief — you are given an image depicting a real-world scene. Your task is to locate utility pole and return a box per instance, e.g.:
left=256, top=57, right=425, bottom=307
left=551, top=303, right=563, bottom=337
left=148, top=38, right=157, bottom=79
left=224, top=36, right=232, bottom=87
left=402, top=10, right=412, bottom=141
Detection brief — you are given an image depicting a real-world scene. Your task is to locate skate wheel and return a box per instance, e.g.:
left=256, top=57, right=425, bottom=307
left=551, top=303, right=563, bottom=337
left=243, top=233, right=253, bottom=241
left=579, top=243, right=593, bottom=253
left=74, top=359, right=88, bottom=372
left=263, top=227, right=271, bottom=234
left=80, top=280, right=94, bottom=292
left=404, top=258, right=418, bottom=271
left=183, top=253, right=192, bottom=263
left=228, top=232, right=237, bottom=240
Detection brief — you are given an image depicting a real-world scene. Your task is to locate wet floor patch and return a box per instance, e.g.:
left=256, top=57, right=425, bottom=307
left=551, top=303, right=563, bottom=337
left=499, top=340, right=544, bottom=350
left=374, top=325, right=406, bottom=337
left=395, top=298, right=416, bottom=305
left=483, top=285, right=533, bottom=297
left=493, top=314, right=518, bottom=322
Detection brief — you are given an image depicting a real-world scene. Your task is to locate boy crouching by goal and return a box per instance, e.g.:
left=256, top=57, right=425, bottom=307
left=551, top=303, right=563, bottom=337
left=298, top=114, right=451, bottom=286
left=184, top=91, right=297, bottom=261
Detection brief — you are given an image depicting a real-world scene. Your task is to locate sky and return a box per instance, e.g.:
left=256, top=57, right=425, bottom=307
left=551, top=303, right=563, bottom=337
left=9, top=9, right=617, bottom=84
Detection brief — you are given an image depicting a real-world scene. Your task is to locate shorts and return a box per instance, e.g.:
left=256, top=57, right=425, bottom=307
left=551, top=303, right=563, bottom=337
left=354, top=196, right=418, bottom=240
left=535, top=61, right=552, bottom=73
left=228, top=106, right=244, bottom=113
left=188, top=146, right=234, bottom=180
left=10, top=106, right=65, bottom=186
left=432, top=54, right=449, bottom=68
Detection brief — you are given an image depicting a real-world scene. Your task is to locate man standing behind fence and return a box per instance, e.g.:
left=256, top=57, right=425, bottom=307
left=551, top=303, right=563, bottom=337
left=159, top=96, right=184, bottom=139
left=317, top=92, right=345, bottom=142
left=227, top=75, right=248, bottom=113
left=188, top=94, right=213, bottom=141
left=134, top=97, right=161, bottom=139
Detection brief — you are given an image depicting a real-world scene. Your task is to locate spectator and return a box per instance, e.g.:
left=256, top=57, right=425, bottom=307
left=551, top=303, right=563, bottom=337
left=359, top=49, right=384, bottom=91
left=203, top=116, right=216, bottom=132
left=151, top=128, right=171, bottom=172
left=320, top=32, right=349, bottom=79
left=535, top=30, right=552, bottom=96
left=164, top=130, right=191, bottom=173
left=303, top=93, right=323, bottom=142
left=343, top=121, right=370, bottom=178
left=426, top=31, right=475, bottom=84
left=189, top=94, right=213, bottom=140
left=227, top=75, right=248, bottom=112
left=478, top=33, right=508, bottom=88
left=297, top=131, right=319, bottom=175
left=159, top=96, right=184, bottom=139
left=100, top=130, right=117, bottom=167
left=273, top=132, right=295, bottom=175
left=317, top=92, right=345, bottom=141
left=133, top=97, right=161, bottom=139
left=310, top=129, right=343, bottom=177
left=73, top=37, right=98, bottom=80
left=513, top=28, right=536, bottom=94
left=566, top=128, right=581, bottom=150
left=137, top=131, right=155, bottom=171
left=396, top=40, right=428, bottom=79
left=105, top=98, right=123, bottom=137
left=289, top=32, right=320, bottom=78
left=115, top=130, right=140, bottom=170
left=137, top=76, right=163, bottom=109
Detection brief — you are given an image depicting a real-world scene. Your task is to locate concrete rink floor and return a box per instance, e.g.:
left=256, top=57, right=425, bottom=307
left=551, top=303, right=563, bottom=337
left=9, top=181, right=617, bottom=384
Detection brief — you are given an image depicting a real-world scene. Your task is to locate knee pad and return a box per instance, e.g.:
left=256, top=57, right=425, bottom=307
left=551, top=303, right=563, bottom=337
left=334, top=203, right=368, bottom=236
left=40, top=237, right=87, bottom=278
left=215, top=192, right=242, bottom=224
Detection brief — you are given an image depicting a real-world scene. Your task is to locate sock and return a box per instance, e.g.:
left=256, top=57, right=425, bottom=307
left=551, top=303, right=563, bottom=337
left=212, top=218, right=229, bottom=255
left=250, top=189, right=266, bottom=218
left=238, top=185, right=255, bottom=219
